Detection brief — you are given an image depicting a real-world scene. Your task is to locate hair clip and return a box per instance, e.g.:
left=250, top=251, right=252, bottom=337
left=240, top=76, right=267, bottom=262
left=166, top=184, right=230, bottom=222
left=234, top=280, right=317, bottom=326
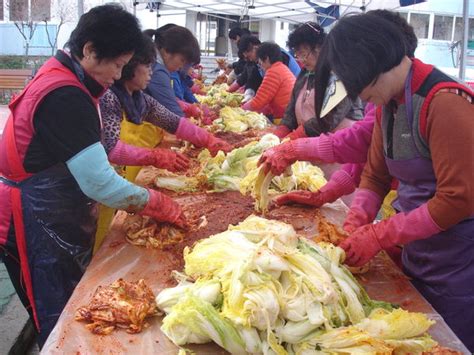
left=305, top=22, right=321, bottom=34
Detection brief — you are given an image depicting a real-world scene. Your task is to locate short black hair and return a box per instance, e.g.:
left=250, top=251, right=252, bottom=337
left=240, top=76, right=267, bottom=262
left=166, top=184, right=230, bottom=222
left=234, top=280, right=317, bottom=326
left=67, top=4, right=142, bottom=60
left=228, top=27, right=250, bottom=40
left=367, top=10, right=417, bottom=57
left=119, top=34, right=156, bottom=82
left=287, top=22, right=325, bottom=51
left=256, top=42, right=282, bottom=64
left=324, top=14, right=406, bottom=98
left=238, top=35, right=261, bottom=54
left=149, top=25, right=200, bottom=65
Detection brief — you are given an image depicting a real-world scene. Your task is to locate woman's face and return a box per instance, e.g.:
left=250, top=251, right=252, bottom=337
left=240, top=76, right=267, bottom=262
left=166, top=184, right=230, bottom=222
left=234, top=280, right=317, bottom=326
left=294, top=45, right=319, bottom=71
left=359, top=72, right=395, bottom=106
left=80, top=43, right=132, bottom=88
left=129, top=63, right=153, bottom=91
left=244, top=45, right=258, bottom=62
left=258, top=57, right=272, bottom=71
left=162, top=50, right=187, bottom=72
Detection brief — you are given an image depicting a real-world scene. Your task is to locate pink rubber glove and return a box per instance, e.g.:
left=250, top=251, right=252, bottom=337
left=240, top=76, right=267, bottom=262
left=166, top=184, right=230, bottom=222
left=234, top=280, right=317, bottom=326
left=275, top=169, right=356, bottom=207
left=287, top=125, right=307, bottom=140
left=178, top=100, right=201, bottom=118
left=191, top=84, right=206, bottom=95
left=343, top=188, right=383, bottom=233
left=108, top=140, right=189, bottom=172
left=241, top=101, right=252, bottom=111
left=140, top=189, right=187, bottom=228
left=175, top=118, right=231, bottom=157
left=258, top=137, right=324, bottom=176
left=340, top=204, right=442, bottom=267
left=272, top=125, right=291, bottom=139
left=227, top=81, right=240, bottom=93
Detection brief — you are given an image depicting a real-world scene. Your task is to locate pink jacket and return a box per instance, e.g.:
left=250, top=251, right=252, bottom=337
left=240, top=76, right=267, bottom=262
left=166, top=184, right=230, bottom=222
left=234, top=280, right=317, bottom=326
left=317, top=103, right=375, bottom=164
left=294, top=103, right=375, bottom=190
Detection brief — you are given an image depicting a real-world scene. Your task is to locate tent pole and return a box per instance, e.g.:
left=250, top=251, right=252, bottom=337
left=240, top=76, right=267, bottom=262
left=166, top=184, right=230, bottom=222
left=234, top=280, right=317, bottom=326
left=459, top=0, right=469, bottom=81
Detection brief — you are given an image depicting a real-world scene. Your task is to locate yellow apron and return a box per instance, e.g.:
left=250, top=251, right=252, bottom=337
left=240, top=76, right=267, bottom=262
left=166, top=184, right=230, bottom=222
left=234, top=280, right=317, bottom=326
left=381, top=189, right=397, bottom=219
left=93, top=113, right=164, bottom=253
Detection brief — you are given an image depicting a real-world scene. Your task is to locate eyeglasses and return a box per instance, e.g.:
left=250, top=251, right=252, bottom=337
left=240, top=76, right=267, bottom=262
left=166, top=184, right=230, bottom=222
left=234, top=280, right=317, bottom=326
left=295, top=48, right=319, bottom=61
left=304, top=22, right=321, bottom=34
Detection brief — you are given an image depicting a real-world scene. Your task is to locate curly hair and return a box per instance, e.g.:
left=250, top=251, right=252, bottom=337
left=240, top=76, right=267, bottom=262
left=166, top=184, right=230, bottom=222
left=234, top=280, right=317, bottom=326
left=287, top=22, right=326, bottom=51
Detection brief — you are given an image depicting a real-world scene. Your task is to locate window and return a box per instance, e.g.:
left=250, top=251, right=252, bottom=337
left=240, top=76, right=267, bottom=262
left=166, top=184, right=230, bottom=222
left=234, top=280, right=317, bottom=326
left=410, top=13, right=430, bottom=39
left=9, top=0, right=27, bottom=21
left=32, top=0, right=51, bottom=21
left=454, top=16, right=464, bottom=42
left=454, top=17, right=474, bottom=42
left=398, top=12, right=408, bottom=21
left=470, top=18, right=474, bottom=41
left=280, top=21, right=284, bottom=30
left=433, top=15, right=453, bottom=41
left=8, top=0, right=51, bottom=21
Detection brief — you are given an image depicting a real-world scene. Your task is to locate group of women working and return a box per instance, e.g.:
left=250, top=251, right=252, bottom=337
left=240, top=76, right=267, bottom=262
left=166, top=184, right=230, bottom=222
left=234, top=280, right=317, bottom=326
left=0, top=3, right=472, bottom=350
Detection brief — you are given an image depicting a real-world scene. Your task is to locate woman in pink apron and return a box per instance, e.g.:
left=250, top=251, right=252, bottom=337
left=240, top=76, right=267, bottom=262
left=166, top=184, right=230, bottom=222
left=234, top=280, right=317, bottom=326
left=324, top=14, right=473, bottom=350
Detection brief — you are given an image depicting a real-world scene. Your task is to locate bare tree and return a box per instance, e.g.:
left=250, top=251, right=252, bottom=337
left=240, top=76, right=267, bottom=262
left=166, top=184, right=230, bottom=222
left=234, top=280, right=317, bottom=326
left=7, top=0, right=39, bottom=64
left=43, top=0, right=75, bottom=55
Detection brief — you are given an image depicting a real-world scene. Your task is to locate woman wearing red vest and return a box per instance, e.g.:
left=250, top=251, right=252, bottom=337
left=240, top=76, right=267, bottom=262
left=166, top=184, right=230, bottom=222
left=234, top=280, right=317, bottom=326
left=0, top=5, right=186, bottom=347
left=323, top=14, right=474, bottom=350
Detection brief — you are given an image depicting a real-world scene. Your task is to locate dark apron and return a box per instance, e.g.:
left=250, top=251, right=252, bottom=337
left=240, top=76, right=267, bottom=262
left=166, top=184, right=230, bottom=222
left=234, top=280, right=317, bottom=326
left=0, top=116, right=96, bottom=347
left=385, top=68, right=474, bottom=351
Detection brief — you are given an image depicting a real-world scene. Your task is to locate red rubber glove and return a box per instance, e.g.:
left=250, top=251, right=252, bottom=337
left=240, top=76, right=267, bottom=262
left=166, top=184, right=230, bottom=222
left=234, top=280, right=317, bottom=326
left=140, top=189, right=188, bottom=228
left=258, top=142, right=298, bottom=176
left=191, top=84, right=206, bottom=95
left=340, top=204, right=442, bottom=267
left=258, top=137, right=321, bottom=176
left=200, top=104, right=218, bottom=123
left=178, top=100, right=202, bottom=118
left=151, top=148, right=190, bottom=172
left=227, top=81, right=240, bottom=93
left=206, top=135, right=232, bottom=156
left=272, top=125, right=291, bottom=139
left=286, top=125, right=307, bottom=140
left=343, top=188, right=383, bottom=234
left=275, top=169, right=356, bottom=207
left=241, top=101, right=252, bottom=111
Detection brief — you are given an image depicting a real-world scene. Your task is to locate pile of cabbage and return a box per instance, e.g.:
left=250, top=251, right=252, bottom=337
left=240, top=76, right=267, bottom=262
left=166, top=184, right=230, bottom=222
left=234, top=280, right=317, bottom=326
left=198, top=134, right=326, bottom=196
left=196, top=84, right=244, bottom=108
left=212, top=107, right=270, bottom=132
left=154, top=134, right=280, bottom=193
left=156, top=216, right=437, bottom=354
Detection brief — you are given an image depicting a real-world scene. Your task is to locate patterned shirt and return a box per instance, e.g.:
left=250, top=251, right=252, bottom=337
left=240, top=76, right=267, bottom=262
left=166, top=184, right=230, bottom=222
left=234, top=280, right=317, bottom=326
left=100, top=89, right=181, bottom=153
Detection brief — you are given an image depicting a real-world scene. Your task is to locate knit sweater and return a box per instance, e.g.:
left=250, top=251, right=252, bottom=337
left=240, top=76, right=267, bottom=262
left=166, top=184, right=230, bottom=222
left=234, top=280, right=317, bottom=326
left=361, top=92, right=474, bottom=230
left=247, top=62, right=296, bottom=118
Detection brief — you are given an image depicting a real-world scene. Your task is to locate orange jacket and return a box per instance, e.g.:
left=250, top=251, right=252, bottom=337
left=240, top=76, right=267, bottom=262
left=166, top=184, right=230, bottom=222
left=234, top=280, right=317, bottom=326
left=249, top=61, right=296, bottom=118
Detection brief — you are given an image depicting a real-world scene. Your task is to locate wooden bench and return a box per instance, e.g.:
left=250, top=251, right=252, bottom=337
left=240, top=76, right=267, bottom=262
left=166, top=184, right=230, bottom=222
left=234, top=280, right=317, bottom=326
left=0, top=69, right=33, bottom=104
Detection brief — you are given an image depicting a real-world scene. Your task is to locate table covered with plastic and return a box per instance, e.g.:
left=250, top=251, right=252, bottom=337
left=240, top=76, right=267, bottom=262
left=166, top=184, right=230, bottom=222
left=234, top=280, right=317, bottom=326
left=41, top=185, right=469, bottom=354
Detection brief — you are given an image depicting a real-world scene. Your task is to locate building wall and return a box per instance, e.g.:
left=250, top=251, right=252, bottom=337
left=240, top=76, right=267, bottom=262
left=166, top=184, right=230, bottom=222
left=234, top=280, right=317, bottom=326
left=0, top=23, right=57, bottom=56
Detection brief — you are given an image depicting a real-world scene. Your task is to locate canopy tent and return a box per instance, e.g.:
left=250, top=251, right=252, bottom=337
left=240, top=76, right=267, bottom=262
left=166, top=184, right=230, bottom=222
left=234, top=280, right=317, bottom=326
left=137, top=0, right=423, bottom=24
left=133, top=0, right=471, bottom=81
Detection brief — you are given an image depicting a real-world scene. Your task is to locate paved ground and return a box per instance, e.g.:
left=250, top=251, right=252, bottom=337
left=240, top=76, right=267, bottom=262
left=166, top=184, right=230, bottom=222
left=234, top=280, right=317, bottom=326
left=0, top=105, right=8, bottom=138
left=0, top=263, right=31, bottom=354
